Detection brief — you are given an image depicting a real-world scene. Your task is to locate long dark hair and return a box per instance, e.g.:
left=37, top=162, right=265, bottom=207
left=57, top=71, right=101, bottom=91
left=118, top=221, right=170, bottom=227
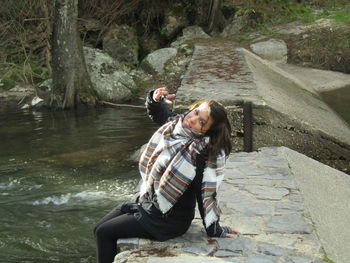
left=188, top=100, right=232, bottom=163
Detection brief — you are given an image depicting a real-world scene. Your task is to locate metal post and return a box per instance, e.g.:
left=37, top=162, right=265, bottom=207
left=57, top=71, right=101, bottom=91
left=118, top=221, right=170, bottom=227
left=243, top=101, right=253, bottom=152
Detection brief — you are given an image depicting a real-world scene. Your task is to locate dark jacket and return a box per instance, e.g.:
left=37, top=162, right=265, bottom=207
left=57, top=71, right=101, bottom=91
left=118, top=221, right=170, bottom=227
left=130, top=91, right=224, bottom=241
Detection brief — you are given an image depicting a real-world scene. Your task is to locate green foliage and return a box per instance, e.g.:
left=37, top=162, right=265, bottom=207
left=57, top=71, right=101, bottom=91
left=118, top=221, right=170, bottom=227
left=332, top=7, right=350, bottom=23
left=0, top=65, right=24, bottom=89
left=0, top=62, right=48, bottom=90
left=323, top=255, right=336, bottom=263
left=0, top=78, right=15, bottom=90
left=231, top=0, right=349, bottom=28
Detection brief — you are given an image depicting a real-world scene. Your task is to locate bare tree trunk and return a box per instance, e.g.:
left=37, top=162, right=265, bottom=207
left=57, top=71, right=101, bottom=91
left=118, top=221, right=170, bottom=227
left=195, top=0, right=223, bottom=33
left=195, top=0, right=211, bottom=27
left=51, top=0, right=97, bottom=109
left=208, top=0, right=223, bottom=32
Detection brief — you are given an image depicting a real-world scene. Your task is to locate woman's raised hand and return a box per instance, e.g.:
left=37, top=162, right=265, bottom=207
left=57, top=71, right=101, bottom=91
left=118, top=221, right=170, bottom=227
left=153, top=87, right=176, bottom=104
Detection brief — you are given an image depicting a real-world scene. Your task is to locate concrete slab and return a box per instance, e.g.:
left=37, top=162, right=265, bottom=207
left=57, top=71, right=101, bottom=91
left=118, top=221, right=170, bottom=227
left=176, top=43, right=264, bottom=107
left=241, top=48, right=350, bottom=146
left=176, top=44, right=350, bottom=172
left=276, top=63, right=350, bottom=93
left=278, top=146, right=350, bottom=263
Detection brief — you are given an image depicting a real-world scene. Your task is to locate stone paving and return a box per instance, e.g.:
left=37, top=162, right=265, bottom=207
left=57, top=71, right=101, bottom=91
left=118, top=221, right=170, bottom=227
left=175, top=42, right=265, bottom=107
left=114, top=147, right=327, bottom=263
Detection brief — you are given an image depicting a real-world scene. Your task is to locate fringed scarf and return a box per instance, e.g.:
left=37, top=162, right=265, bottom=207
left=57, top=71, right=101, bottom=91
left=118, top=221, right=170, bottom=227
left=139, top=114, right=225, bottom=227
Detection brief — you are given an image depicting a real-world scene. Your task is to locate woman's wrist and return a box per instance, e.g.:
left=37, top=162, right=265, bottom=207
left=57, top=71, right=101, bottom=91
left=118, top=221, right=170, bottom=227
left=220, top=226, right=233, bottom=237
left=152, top=90, right=161, bottom=102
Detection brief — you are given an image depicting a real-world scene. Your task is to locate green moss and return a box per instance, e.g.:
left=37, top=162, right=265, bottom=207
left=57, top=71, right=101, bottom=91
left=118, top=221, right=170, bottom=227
left=323, top=255, right=336, bottom=263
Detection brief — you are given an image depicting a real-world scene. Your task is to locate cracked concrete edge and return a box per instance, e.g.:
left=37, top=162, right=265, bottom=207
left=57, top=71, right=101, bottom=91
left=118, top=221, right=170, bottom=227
left=277, top=146, right=350, bottom=263
left=275, top=63, right=350, bottom=93
left=240, top=47, right=350, bottom=146
left=237, top=47, right=318, bottom=96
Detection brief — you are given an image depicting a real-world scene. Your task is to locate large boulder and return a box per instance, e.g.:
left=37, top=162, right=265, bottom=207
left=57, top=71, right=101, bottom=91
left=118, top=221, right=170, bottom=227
left=250, top=39, right=288, bottom=63
left=103, top=24, right=139, bottom=65
left=83, top=47, right=137, bottom=102
left=171, top=26, right=210, bottom=47
left=221, top=11, right=262, bottom=38
left=140, top=48, right=178, bottom=75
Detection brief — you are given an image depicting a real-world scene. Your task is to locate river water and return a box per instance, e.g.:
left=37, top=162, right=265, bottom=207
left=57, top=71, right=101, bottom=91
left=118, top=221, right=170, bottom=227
left=0, top=106, right=157, bottom=263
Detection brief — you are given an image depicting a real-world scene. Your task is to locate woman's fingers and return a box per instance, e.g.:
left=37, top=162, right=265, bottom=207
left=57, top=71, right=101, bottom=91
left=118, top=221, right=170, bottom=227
left=163, top=94, right=176, bottom=104
left=153, top=87, right=176, bottom=104
left=153, top=87, right=168, bottom=100
left=231, top=227, right=240, bottom=234
left=225, top=226, right=240, bottom=238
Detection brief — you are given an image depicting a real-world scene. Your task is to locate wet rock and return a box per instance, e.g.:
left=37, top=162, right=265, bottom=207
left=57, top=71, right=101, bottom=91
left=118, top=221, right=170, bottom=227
left=129, top=143, right=147, bottom=162
left=83, top=46, right=136, bottom=101
left=141, top=48, right=177, bottom=75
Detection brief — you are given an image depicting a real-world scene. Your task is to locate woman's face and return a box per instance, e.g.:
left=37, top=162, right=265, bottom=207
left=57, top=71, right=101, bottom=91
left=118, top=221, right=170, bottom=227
left=182, top=103, right=213, bottom=134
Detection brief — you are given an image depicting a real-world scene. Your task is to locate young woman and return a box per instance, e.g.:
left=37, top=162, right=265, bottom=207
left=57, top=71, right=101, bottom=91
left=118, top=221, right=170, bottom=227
left=94, top=87, right=239, bottom=263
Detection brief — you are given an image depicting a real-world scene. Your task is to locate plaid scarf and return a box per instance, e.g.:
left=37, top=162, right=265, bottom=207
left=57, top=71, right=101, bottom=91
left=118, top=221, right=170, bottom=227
left=139, top=114, right=225, bottom=227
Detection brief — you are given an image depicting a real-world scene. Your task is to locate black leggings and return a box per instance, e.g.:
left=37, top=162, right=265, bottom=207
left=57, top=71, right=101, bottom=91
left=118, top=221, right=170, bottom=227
left=93, top=205, right=153, bottom=263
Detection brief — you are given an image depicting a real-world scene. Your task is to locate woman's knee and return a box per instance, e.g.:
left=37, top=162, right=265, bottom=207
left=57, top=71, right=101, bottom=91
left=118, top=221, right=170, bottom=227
left=93, top=223, right=99, bottom=238
left=94, top=223, right=112, bottom=241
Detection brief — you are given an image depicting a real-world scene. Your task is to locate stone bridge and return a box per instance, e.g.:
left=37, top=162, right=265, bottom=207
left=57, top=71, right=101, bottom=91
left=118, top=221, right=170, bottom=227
left=115, top=41, right=350, bottom=263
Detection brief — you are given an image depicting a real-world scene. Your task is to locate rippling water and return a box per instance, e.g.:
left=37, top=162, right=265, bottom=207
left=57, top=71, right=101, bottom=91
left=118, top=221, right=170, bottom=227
left=0, top=106, right=157, bottom=263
